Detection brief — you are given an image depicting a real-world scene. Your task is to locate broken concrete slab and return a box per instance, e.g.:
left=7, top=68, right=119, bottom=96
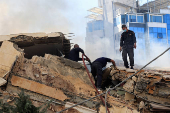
left=117, top=67, right=126, bottom=71
left=0, top=41, right=23, bottom=78
left=125, top=92, right=135, bottom=101
left=65, top=102, right=97, bottom=113
left=123, top=80, right=134, bottom=92
left=0, top=77, right=7, bottom=86
left=10, top=75, right=67, bottom=101
left=163, top=75, right=170, bottom=81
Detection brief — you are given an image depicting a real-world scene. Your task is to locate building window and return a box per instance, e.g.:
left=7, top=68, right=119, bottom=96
left=149, top=27, right=167, bottom=39
left=137, top=16, right=143, bottom=23
left=121, top=15, right=125, bottom=24
left=87, top=23, right=93, bottom=32
left=150, top=15, right=162, bottom=23
left=129, top=15, right=136, bottom=22
left=157, top=33, right=163, bottom=39
left=138, top=33, right=144, bottom=38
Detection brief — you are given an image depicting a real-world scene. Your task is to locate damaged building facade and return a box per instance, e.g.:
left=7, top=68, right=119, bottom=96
left=86, top=0, right=170, bottom=60
left=0, top=32, right=169, bottom=112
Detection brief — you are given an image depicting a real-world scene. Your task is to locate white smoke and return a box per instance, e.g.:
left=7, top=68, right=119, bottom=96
left=85, top=36, right=170, bottom=69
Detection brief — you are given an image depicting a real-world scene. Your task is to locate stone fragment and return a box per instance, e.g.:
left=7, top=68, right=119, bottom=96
left=163, top=75, right=170, bottom=81
left=139, top=101, right=145, bottom=110
left=0, top=77, right=7, bottom=86
left=65, top=102, right=97, bottom=113
left=125, top=92, right=135, bottom=101
left=117, top=67, right=126, bottom=71
left=132, top=76, right=137, bottom=82
left=0, top=41, right=23, bottom=77
left=34, top=74, right=39, bottom=78
left=123, top=80, right=134, bottom=92
left=11, top=75, right=67, bottom=101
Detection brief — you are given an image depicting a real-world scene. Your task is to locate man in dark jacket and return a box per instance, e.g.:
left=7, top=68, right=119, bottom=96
left=69, top=44, right=86, bottom=62
left=91, top=57, right=116, bottom=91
left=120, top=25, right=137, bottom=69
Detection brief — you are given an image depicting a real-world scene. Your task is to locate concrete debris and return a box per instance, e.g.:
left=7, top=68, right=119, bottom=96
left=1, top=33, right=170, bottom=112
left=123, top=80, right=134, bottom=93
left=65, top=102, right=97, bottom=113
left=0, top=41, right=23, bottom=78
left=0, top=77, right=7, bottom=86
left=139, top=101, right=145, bottom=110
left=11, top=75, right=67, bottom=101
left=125, top=92, right=135, bottom=101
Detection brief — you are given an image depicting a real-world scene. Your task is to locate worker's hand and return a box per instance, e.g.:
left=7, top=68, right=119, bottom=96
left=85, top=58, right=90, bottom=61
left=119, top=47, right=122, bottom=52
left=134, top=43, right=137, bottom=49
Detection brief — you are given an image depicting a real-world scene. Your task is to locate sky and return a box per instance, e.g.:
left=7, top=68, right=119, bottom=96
left=0, top=0, right=98, bottom=49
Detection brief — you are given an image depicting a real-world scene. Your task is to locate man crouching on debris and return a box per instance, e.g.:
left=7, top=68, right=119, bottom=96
left=91, top=57, right=116, bottom=91
left=69, top=44, right=87, bottom=62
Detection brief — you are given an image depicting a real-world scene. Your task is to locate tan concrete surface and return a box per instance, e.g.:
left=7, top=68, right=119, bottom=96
left=0, top=41, right=22, bottom=77
left=11, top=75, right=67, bottom=101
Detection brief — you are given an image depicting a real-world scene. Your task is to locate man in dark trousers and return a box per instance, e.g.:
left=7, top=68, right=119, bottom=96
left=120, top=25, right=136, bottom=69
left=91, top=57, right=116, bottom=91
left=69, top=44, right=86, bottom=62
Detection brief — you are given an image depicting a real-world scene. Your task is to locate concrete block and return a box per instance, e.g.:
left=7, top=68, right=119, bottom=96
left=132, top=76, right=137, bottom=82
left=123, top=80, right=134, bottom=92
left=65, top=102, right=97, bottom=113
left=11, top=75, right=67, bottom=101
left=0, top=41, right=22, bottom=77
left=117, top=67, right=126, bottom=71
left=0, top=77, right=7, bottom=86
left=125, top=92, right=135, bottom=101
left=163, top=75, right=170, bottom=81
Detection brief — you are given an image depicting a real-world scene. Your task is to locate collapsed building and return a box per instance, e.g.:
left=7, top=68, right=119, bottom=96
left=0, top=32, right=170, bottom=113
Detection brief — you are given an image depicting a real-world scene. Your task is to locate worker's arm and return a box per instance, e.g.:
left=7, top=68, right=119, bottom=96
left=120, top=34, right=124, bottom=51
left=110, top=59, right=116, bottom=68
left=133, top=32, right=137, bottom=49
left=77, top=48, right=85, bottom=54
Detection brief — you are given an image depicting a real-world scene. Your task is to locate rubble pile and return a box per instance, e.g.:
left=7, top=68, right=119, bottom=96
left=0, top=33, right=170, bottom=113
left=110, top=67, right=170, bottom=112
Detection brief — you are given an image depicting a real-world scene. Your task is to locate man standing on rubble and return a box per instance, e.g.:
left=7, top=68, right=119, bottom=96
left=91, top=57, right=116, bottom=91
left=120, top=25, right=136, bottom=69
left=69, top=44, right=87, bottom=62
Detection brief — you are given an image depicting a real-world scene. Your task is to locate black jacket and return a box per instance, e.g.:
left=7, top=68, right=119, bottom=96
left=120, top=30, right=136, bottom=49
left=69, top=48, right=84, bottom=62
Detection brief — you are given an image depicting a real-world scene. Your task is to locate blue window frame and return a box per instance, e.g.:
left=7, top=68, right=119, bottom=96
left=153, top=33, right=157, bottom=38
left=137, top=16, right=143, bottom=23
left=149, top=33, right=153, bottom=38
left=126, top=15, right=128, bottom=22
left=149, top=27, right=153, bottom=33
left=150, top=15, right=162, bottom=22
left=163, top=33, right=166, bottom=38
left=87, top=23, right=93, bottom=32
left=162, top=28, right=166, bottom=33
left=121, top=15, right=125, bottom=24
left=129, top=15, right=136, bottom=22
left=158, top=28, right=162, bottom=33
left=129, top=27, right=134, bottom=31
left=138, top=27, right=142, bottom=32
left=158, top=33, right=163, bottom=38
left=153, top=27, right=158, bottom=32
left=168, top=30, right=170, bottom=34
left=168, top=24, right=170, bottom=30
left=141, top=28, right=144, bottom=33
left=134, top=27, right=137, bottom=32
